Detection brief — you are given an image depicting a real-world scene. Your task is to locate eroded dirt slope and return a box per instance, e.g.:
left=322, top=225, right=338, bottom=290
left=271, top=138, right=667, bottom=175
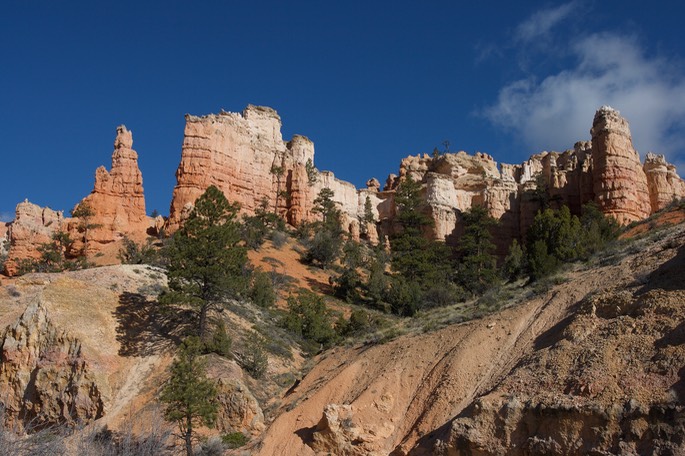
left=251, top=224, right=685, bottom=456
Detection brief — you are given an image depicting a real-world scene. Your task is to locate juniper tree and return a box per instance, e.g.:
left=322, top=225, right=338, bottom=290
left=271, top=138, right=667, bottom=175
left=160, top=186, right=247, bottom=341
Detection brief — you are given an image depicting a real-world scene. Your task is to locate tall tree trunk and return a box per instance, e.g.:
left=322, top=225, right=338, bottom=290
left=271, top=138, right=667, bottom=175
left=199, top=304, right=208, bottom=342
left=185, top=415, right=193, bottom=456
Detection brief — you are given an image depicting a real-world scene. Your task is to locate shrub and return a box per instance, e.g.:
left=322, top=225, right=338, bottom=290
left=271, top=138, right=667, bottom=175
left=281, top=290, right=337, bottom=347
left=250, top=269, right=277, bottom=308
left=241, top=331, right=268, bottom=379
left=222, top=432, right=248, bottom=449
left=203, top=321, right=232, bottom=358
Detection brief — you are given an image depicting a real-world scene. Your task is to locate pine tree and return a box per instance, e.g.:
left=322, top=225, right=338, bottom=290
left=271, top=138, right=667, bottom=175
left=390, top=176, right=450, bottom=285
left=304, top=187, right=343, bottom=269
left=160, top=186, right=247, bottom=341
left=161, top=337, right=217, bottom=456
left=456, top=206, right=499, bottom=294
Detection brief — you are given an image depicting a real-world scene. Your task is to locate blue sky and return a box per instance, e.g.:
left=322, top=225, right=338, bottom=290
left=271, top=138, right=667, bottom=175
left=2, top=0, right=685, bottom=221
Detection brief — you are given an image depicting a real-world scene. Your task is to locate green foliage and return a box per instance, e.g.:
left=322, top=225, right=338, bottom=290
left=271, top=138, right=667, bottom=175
left=303, top=230, right=343, bottom=270
left=117, top=236, right=158, bottom=265
left=456, top=206, right=499, bottom=294
left=390, top=177, right=451, bottom=285
left=303, top=187, right=344, bottom=269
left=203, top=320, right=232, bottom=358
left=502, top=239, right=525, bottom=282
left=241, top=198, right=286, bottom=250
left=333, top=241, right=364, bottom=303
left=161, top=336, right=218, bottom=456
left=525, top=203, right=619, bottom=280
left=579, top=202, right=620, bottom=257
left=250, top=269, right=277, bottom=308
left=387, top=277, right=423, bottom=317
left=222, top=432, right=248, bottom=449
left=281, top=290, right=337, bottom=348
left=305, top=158, right=318, bottom=185
left=312, top=187, right=341, bottom=231
left=422, top=282, right=465, bottom=308
left=160, top=186, right=247, bottom=341
left=15, top=231, right=88, bottom=274
left=241, top=331, right=268, bottom=379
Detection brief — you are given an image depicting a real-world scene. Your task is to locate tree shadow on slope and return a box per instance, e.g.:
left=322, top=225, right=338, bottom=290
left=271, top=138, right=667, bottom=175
left=115, top=292, right=193, bottom=357
left=639, top=244, right=685, bottom=294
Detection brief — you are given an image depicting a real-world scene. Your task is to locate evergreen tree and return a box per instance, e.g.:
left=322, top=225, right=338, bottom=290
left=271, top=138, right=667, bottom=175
left=390, top=176, right=451, bottom=285
left=161, top=337, right=217, bottom=456
left=303, top=187, right=344, bottom=269
left=502, top=239, right=525, bottom=282
left=456, top=206, right=499, bottom=294
left=71, top=202, right=101, bottom=258
left=160, top=186, right=247, bottom=341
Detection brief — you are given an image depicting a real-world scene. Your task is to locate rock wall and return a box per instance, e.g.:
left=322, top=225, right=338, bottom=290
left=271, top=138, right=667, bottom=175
left=2, top=127, right=152, bottom=274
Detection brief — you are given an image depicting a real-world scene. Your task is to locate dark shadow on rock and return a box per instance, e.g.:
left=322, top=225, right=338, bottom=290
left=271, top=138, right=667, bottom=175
left=114, top=292, right=193, bottom=357
left=639, top=244, right=685, bottom=294
left=295, top=424, right=317, bottom=447
left=534, top=304, right=580, bottom=351
left=401, top=419, right=454, bottom=456
left=655, top=321, right=685, bottom=349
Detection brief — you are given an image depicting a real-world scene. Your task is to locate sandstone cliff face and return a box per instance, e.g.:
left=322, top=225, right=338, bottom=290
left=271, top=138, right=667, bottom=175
left=168, top=106, right=314, bottom=230
left=166, top=106, right=365, bottom=238
left=72, top=125, right=150, bottom=258
left=3, top=202, right=65, bottom=276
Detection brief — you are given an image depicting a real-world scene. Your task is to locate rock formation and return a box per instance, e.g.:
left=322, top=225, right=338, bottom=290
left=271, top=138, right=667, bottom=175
left=0, top=300, right=104, bottom=429
left=3, top=201, right=65, bottom=275
left=374, top=107, right=685, bottom=253
left=644, top=152, right=685, bottom=212
left=167, top=105, right=364, bottom=236
left=2, top=127, right=152, bottom=275
left=3, top=105, right=685, bottom=276
left=71, top=125, right=150, bottom=258
left=591, top=106, right=651, bottom=224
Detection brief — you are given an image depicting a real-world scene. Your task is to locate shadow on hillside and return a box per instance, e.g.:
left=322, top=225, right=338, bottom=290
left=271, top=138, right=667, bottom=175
left=304, top=277, right=334, bottom=296
left=114, top=292, right=193, bottom=357
left=639, top=244, right=685, bottom=294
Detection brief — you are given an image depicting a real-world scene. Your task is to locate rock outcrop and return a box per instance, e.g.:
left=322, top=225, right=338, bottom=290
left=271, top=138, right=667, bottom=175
left=72, top=125, right=150, bottom=258
left=438, top=286, right=685, bottom=455
left=0, top=300, right=104, bottom=429
left=3, top=201, right=65, bottom=276
left=2, top=127, right=152, bottom=274
left=644, top=152, right=685, bottom=212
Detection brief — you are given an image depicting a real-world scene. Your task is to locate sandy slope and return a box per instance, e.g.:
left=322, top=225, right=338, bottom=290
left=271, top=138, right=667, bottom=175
left=251, top=223, right=685, bottom=455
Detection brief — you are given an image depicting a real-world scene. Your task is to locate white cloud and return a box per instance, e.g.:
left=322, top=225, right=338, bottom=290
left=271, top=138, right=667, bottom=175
left=0, top=212, right=13, bottom=223
left=514, top=1, right=580, bottom=43
left=484, top=33, right=685, bottom=162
